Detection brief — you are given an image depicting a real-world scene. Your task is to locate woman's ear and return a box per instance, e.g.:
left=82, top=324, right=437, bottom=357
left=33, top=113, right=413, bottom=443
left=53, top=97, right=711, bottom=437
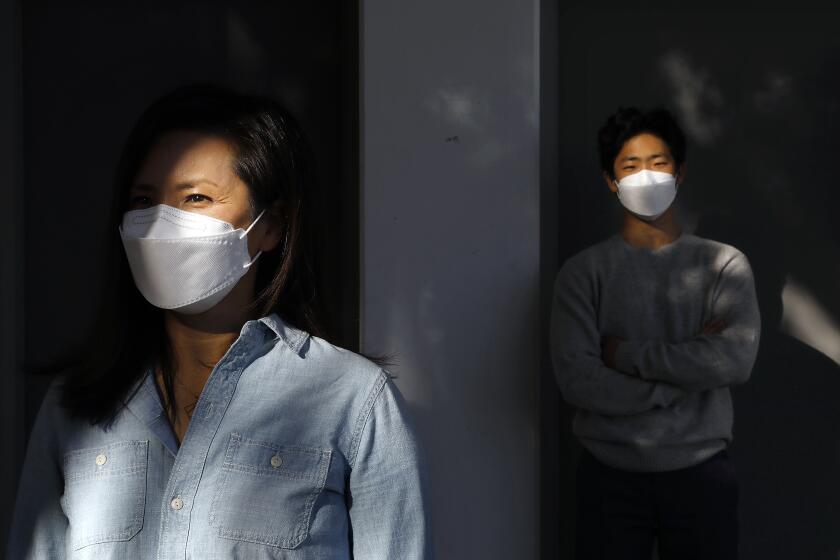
left=604, top=171, right=618, bottom=194
left=257, top=200, right=286, bottom=253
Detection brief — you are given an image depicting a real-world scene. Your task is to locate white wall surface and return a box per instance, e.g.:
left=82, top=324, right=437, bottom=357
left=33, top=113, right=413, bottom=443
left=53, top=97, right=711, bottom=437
left=360, top=1, right=541, bottom=557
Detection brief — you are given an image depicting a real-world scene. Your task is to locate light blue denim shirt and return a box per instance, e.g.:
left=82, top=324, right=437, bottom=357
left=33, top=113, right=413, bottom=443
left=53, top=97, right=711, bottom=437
left=7, top=314, right=430, bottom=559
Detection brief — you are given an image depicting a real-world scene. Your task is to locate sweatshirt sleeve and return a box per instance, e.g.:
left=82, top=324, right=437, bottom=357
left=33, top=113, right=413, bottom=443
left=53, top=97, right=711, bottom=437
left=612, top=251, right=761, bottom=392
left=6, top=379, right=68, bottom=560
left=550, top=259, right=688, bottom=416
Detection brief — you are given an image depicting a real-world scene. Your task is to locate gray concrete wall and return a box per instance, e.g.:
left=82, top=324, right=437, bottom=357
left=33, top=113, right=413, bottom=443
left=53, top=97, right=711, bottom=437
left=360, top=1, right=541, bottom=557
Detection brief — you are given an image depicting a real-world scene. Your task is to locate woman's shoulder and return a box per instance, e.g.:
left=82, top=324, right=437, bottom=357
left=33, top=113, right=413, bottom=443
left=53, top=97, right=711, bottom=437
left=259, top=317, right=387, bottom=394
left=256, top=331, right=398, bottom=447
left=299, top=335, right=387, bottom=385
left=259, top=313, right=377, bottom=364
left=23, top=375, right=95, bottom=460
left=34, top=375, right=72, bottom=425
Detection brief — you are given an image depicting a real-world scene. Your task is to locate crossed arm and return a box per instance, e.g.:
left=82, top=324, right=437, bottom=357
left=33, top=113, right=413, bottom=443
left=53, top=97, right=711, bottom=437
left=551, top=252, right=761, bottom=414
left=601, top=318, right=726, bottom=368
left=550, top=263, right=688, bottom=416
left=601, top=254, right=761, bottom=393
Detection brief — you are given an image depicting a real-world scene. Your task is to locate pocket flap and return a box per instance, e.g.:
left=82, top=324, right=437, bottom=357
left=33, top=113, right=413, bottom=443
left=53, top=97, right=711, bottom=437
left=62, top=440, right=148, bottom=550
left=63, top=440, right=149, bottom=483
left=224, top=433, right=331, bottom=480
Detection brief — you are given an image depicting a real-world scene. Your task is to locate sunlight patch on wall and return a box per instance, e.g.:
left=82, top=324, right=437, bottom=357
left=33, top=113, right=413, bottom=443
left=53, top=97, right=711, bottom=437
left=424, top=86, right=515, bottom=167
left=425, top=86, right=488, bottom=130
left=781, top=276, right=840, bottom=365
left=659, top=51, right=724, bottom=145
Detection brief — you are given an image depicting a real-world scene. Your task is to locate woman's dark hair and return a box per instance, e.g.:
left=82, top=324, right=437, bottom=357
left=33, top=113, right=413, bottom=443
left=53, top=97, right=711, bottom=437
left=58, top=84, right=323, bottom=426
left=597, top=107, right=687, bottom=179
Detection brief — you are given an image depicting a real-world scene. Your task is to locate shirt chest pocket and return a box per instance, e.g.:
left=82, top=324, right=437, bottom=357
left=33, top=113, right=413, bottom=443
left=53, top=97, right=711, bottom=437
left=62, top=440, right=149, bottom=551
left=209, top=433, right=332, bottom=549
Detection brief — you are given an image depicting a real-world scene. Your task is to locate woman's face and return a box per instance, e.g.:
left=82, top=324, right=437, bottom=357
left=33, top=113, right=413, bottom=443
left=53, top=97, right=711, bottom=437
left=128, top=130, right=281, bottom=257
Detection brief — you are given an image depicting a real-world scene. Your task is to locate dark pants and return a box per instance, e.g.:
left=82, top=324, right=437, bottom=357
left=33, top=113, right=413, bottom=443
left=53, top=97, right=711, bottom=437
left=575, top=450, right=739, bottom=560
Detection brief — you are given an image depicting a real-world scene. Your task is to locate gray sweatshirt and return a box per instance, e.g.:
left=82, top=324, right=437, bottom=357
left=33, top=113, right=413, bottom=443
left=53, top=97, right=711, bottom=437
left=550, top=233, right=761, bottom=472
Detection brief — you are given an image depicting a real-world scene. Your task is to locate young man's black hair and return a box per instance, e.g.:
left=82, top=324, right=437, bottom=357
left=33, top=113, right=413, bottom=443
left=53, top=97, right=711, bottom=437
left=597, top=107, right=687, bottom=179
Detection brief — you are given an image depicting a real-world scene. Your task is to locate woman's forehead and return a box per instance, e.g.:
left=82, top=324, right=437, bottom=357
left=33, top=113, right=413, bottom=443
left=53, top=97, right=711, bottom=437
left=133, top=132, right=239, bottom=191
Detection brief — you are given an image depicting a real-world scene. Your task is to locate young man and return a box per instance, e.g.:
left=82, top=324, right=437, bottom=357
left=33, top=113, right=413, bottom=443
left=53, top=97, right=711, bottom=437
left=550, top=107, right=760, bottom=560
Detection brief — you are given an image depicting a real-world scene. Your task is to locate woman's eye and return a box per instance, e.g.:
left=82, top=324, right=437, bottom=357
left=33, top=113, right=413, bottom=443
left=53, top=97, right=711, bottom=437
left=129, top=196, right=152, bottom=208
left=186, top=194, right=210, bottom=203
left=623, top=166, right=635, bottom=170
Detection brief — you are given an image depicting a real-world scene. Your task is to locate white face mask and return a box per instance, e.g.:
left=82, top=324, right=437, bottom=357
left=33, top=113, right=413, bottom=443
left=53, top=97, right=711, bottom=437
left=614, top=169, right=678, bottom=221
left=119, top=204, right=266, bottom=314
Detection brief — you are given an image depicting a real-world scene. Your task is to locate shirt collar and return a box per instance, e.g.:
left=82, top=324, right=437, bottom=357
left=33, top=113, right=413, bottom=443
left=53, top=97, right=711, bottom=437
left=123, top=370, right=181, bottom=457
left=257, top=313, right=310, bottom=357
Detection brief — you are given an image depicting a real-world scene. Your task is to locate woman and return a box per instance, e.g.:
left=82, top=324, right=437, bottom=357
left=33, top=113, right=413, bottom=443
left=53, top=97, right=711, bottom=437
left=7, top=86, right=429, bottom=559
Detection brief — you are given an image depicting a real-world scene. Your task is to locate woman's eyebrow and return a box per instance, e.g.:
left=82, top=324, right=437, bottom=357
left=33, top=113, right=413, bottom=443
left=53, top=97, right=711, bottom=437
left=130, top=183, right=155, bottom=192
left=174, top=179, right=221, bottom=190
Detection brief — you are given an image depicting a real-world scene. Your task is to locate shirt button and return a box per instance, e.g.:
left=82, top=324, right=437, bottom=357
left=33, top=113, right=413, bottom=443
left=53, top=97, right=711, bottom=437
left=170, top=497, right=184, bottom=510
left=95, top=454, right=107, bottom=466
left=270, top=455, right=283, bottom=468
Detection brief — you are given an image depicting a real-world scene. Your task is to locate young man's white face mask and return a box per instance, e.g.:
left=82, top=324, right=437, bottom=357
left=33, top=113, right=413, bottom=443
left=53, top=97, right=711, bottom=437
left=614, top=169, right=678, bottom=221
left=119, top=204, right=265, bottom=314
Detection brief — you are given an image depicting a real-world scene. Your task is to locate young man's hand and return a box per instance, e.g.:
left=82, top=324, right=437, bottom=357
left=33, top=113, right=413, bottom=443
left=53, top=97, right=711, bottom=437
left=601, top=335, right=625, bottom=369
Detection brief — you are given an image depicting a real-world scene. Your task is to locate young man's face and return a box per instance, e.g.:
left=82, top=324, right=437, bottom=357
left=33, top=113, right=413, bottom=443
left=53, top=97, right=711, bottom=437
left=603, top=132, right=686, bottom=193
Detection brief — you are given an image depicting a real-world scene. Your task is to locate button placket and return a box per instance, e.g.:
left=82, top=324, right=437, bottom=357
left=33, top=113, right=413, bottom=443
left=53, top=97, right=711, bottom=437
left=155, top=333, right=260, bottom=559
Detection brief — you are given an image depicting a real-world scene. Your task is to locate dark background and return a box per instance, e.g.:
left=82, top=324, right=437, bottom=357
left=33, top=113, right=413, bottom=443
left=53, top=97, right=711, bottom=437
left=6, top=0, right=359, bottom=550
left=547, top=3, right=840, bottom=558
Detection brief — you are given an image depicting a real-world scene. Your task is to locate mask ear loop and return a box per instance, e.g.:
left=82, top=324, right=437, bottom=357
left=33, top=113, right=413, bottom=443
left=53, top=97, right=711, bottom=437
left=240, top=209, right=266, bottom=239
left=241, top=209, right=267, bottom=269
left=243, top=251, right=263, bottom=269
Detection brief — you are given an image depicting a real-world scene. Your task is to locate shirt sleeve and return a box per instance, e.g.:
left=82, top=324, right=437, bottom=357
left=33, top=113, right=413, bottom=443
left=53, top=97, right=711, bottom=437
left=612, top=252, right=761, bottom=392
left=6, top=379, right=68, bottom=560
left=347, top=372, right=431, bottom=560
left=550, top=260, right=688, bottom=416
